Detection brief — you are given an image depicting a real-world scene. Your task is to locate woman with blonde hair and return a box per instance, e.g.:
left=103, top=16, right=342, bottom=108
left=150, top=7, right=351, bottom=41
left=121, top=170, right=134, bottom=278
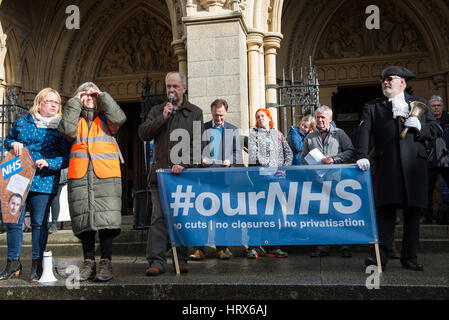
left=287, top=114, right=317, bottom=165
left=0, top=88, right=69, bottom=282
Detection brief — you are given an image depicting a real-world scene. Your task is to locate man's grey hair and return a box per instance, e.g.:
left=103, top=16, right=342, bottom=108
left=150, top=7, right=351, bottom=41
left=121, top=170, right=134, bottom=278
left=315, top=105, right=333, bottom=117
left=430, top=95, right=445, bottom=106
left=165, top=72, right=187, bottom=86
left=73, top=82, right=100, bottom=97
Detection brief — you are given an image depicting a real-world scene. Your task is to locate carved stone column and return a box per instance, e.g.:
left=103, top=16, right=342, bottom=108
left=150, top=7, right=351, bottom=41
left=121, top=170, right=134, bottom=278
left=172, top=37, right=188, bottom=77
left=200, top=0, right=226, bottom=12
left=247, top=30, right=264, bottom=128
left=432, top=72, right=448, bottom=109
left=184, top=11, right=249, bottom=134
left=264, top=32, right=282, bottom=128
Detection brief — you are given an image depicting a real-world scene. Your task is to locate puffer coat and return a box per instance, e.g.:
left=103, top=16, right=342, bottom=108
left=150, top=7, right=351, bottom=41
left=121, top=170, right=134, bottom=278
left=58, top=92, right=126, bottom=235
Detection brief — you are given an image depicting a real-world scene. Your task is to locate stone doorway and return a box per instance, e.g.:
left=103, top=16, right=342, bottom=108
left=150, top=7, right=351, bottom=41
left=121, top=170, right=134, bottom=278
left=117, top=102, right=145, bottom=216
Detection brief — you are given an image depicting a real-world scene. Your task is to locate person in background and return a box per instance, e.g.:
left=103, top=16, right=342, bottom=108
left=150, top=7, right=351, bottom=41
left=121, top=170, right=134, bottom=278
left=48, top=167, right=68, bottom=233
left=423, top=95, right=449, bottom=224
left=356, top=66, right=438, bottom=271
left=287, top=114, right=316, bottom=165
left=58, top=82, right=126, bottom=282
left=190, top=98, right=242, bottom=261
left=0, top=88, right=69, bottom=282
left=301, top=105, right=355, bottom=258
left=247, top=108, right=293, bottom=259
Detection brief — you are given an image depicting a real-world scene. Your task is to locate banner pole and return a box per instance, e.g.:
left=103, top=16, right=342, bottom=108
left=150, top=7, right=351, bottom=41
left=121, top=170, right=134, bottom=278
left=172, top=242, right=180, bottom=276
left=374, top=242, right=382, bottom=274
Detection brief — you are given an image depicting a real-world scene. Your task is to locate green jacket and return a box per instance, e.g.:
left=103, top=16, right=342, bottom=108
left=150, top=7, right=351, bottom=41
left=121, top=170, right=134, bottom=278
left=58, top=92, right=126, bottom=235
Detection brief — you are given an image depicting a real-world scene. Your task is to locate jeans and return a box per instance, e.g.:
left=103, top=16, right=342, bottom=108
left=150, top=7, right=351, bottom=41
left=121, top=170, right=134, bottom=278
left=6, top=192, right=54, bottom=260
left=50, top=184, right=64, bottom=224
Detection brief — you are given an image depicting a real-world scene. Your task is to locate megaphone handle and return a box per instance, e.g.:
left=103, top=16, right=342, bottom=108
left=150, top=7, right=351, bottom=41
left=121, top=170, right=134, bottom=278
left=400, top=127, right=409, bottom=139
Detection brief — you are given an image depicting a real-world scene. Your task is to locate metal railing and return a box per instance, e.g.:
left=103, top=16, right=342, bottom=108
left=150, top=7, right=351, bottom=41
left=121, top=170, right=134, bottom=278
left=0, top=86, right=28, bottom=161
left=267, top=57, right=320, bottom=136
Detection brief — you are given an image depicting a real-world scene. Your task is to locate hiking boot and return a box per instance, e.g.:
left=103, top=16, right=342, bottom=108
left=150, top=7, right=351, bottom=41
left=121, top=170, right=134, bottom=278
left=0, top=259, right=22, bottom=281
left=95, top=259, right=113, bottom=282
left=79, top=259, right=96, bottom=281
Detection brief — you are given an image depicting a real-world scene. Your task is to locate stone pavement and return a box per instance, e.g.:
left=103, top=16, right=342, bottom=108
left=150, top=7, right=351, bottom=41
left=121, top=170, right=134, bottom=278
left=0, top=219, right=448, bottom=300
left=0, top=250, right=448, bottom=300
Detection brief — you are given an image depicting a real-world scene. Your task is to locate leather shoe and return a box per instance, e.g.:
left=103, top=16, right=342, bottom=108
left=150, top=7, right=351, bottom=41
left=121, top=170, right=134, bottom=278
left=145, top=266, right=164, bottom=276
left=310, top=248, right=329, bottom=257
left=400, top=259, right=424, bottom=271
left=189, top=249, right=206, bottom=260
left=340, top=248, right=352, bottom=258
left=216, top=249, right=231, bottom=260
left=178, top=264, right=188, bottom=274
left=364, top=256, right=386, bottom=271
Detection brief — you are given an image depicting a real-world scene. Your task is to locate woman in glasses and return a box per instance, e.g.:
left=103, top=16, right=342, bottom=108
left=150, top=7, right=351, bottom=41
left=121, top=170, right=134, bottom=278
left=0, top=88, right=69, bottom=282
left=58, top=82, right=126, bottom=282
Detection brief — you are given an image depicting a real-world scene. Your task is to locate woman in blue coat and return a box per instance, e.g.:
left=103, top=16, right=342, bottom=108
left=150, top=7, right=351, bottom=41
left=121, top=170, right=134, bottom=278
left=287, top=115, right=316, bottom=165
left=0, top=88, right=69, bottom=282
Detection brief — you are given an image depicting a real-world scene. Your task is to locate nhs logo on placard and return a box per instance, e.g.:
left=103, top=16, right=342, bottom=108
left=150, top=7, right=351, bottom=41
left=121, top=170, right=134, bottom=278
left=1, top=157, right=23, bottom=180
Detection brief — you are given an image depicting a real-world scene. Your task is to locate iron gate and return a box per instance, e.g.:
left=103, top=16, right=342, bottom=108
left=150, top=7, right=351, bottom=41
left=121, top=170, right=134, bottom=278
left=268, top=57, right=320, bottom=137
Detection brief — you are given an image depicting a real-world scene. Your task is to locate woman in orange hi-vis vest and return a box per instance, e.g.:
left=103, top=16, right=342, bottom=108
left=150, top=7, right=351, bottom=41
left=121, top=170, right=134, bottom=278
left=58, top=82, right=126, bottom=282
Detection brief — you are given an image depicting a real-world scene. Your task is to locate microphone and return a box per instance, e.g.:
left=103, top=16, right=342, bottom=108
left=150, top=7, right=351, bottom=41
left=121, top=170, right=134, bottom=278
left=168, top=93, right=175, bottom=117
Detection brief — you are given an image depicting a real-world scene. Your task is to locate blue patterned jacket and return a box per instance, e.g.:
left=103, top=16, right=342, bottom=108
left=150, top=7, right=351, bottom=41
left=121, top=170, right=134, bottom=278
left=4, top=113, right=70, bottom=194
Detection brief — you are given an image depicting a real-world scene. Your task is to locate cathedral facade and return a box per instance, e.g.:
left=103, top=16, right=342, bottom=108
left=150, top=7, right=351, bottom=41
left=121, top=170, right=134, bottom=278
left=1, top=0, right=448, bottom=214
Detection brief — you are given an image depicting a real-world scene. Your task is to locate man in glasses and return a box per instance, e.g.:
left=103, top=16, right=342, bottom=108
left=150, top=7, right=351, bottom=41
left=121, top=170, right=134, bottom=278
left=355, top=66, right=438, bottom=271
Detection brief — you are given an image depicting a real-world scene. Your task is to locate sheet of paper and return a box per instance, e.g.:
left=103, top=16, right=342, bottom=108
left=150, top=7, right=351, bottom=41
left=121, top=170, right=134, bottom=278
left=6, top=173, right=30, bottom=195
left=304, top=148, right=325, bottom=165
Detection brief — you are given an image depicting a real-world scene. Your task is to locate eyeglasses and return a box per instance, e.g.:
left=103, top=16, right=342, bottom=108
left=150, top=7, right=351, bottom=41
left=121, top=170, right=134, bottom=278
left=381, top=76, right=402, bottom=83
left=81, top=93, right=97, bottom=98
left=43, top=100, right=60, bottom=106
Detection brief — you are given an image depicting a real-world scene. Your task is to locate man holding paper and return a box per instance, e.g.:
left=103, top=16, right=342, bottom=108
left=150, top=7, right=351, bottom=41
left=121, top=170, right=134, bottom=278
left=301, top=105, right=355, bottom=257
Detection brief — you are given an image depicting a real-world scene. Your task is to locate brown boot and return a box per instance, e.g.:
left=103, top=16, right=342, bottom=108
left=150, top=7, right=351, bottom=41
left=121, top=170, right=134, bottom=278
left=78, top=259, right=96, bottom=281
left=95, top=259, right=112, bottom=282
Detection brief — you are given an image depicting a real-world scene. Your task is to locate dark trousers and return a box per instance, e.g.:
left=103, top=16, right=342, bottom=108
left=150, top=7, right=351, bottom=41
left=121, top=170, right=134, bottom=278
left=426, top=167, right=449, bottom=220
left=146, top=185, right=188, bottom=272
left=373, top=205, right=420, bottom=265
left=78, top=229, right=121, bottom=261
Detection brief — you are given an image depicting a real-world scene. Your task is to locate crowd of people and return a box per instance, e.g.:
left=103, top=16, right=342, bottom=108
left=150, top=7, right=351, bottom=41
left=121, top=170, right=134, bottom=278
left=0, top=65, right=446, bottom=281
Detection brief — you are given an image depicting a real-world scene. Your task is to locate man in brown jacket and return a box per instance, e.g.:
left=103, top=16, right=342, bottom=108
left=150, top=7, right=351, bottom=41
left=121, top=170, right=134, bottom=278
left=139, top=72, right=204, bottom=276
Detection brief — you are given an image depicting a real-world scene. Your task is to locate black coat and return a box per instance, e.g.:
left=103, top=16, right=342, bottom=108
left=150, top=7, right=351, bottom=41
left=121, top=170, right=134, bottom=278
left=355, top=92, right=438, bottom=209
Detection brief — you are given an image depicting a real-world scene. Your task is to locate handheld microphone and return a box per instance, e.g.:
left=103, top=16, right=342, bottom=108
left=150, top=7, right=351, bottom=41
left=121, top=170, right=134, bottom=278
left=169, top=93, right=175, bottom=104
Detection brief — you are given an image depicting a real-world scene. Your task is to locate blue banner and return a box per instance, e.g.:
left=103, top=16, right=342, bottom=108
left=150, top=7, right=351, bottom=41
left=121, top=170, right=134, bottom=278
left=0, top=157, right=23, bottom=180
left=157, top=165, right=378, bottom=247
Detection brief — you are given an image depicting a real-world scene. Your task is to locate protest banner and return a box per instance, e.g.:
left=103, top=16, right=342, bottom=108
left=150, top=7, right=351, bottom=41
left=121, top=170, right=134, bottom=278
left=157, top=164, right=381, bottom=274
left=0, top=148, right=35, bottom=224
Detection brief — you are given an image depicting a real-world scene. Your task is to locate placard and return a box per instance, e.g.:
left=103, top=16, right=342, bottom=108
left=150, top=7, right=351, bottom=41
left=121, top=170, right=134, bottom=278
left=0, top=148, right=36, bottom=224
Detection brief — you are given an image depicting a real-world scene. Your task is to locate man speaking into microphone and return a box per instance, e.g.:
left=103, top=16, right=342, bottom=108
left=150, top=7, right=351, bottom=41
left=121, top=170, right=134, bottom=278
left=139, top=72, right=204, bottom=276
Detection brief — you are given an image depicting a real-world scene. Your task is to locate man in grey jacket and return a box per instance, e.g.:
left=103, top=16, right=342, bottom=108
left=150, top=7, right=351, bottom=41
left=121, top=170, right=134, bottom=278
left=139, top=72, right=204, bottom=276
left=301, top=105, right=355, bottom=257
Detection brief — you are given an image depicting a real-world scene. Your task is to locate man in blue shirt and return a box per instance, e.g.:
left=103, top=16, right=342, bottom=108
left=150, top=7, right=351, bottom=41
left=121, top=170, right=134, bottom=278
left=190, top=99, right=242, bottom=260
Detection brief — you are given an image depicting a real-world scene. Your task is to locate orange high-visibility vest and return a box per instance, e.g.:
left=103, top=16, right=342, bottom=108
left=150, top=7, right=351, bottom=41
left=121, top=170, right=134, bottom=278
left=68, top=115, right=121, bottom=179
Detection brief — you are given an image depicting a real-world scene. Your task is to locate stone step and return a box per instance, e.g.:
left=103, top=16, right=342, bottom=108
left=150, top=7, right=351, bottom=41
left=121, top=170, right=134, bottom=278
left=0, top=252, right=448, bottom=300
left=1, top=224, right=448, bottom=258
